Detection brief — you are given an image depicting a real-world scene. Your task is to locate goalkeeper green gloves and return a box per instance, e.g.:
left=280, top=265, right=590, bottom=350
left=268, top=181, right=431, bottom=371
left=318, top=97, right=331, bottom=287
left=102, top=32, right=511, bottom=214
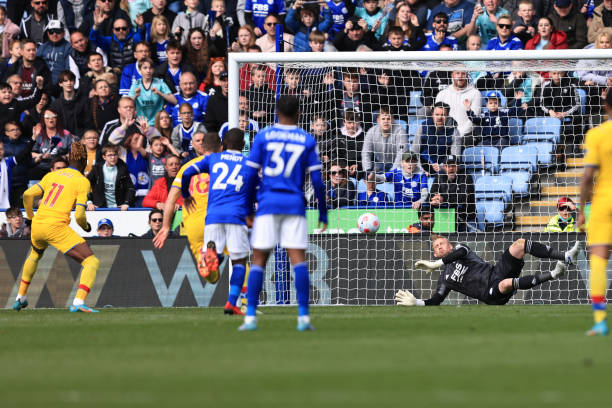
left=414, top=259, right=444, bottom=273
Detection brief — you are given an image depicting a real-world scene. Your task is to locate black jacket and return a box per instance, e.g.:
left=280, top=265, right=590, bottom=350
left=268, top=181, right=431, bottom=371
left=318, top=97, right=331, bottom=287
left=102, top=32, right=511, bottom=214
left=1, top=136, right=34, bottom=186
left=0, top=87, right=42, bottom=132
left=332, top=30, right=378, bottom=51
left=87, top=159, right=136, bottom=207
left=50, top=92, right=90, bottom=137
left=5, top=57, right=53, bottom=96
left=79, top=7, right=131, bottom=37
left=154, top=61, right=197, bottom=94
left=88, top=96, right=119, bottom=134
left=430, top=171, right=475, bottom=223
left=204, top=91, right=228, bottom=132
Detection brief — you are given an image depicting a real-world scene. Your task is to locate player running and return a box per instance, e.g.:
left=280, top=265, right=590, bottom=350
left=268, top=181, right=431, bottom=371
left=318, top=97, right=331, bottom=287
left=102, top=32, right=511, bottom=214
left=395, top=235, right=579, bottom=307
left=180, top=128, right=251, bottom=315
left=13, top=142, right=100, bottom=313
left=239, top=95, right=328, bottom=331
left=153, top=132, right=221, bottom=282
left=578, top=88, right=612, bottom=336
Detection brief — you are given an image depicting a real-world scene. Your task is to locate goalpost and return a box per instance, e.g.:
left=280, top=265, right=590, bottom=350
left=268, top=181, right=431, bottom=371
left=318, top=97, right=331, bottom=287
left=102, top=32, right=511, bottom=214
left=228, top=49, right=612, bottom=306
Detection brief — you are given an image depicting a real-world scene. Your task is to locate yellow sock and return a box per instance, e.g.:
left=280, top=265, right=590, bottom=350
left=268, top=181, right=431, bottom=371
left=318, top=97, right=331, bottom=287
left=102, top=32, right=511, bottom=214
left=75, top=255, right=99, bottom=302
left=18, top=249, right=42, bottom=296
left=590, top=253, right=608, bottom=324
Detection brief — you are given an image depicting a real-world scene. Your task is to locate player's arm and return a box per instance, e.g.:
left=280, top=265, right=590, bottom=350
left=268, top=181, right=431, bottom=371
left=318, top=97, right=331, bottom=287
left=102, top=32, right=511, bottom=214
left=75, top=183, right=92, bottom=232
left=579, top=130, right=599, bottom=231
left=153, top=186, right=181, bottom=249
left=415, top=245, right=469, bottom=272
left=23, top=183, right=44, bottom=222
left=180, top=159, right=208, bottom=211
left=396, top=282, right=450, bottom=307
left=310, top=167, right=328, bottom=230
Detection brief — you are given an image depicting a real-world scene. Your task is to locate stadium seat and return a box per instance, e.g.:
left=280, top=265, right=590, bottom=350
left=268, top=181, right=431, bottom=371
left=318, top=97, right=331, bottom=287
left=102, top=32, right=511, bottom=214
left=395, top=119, right=408, bottom=133
left=525, top=142, right=555, bottom=168
left=499, top=145, right=538, bottom=197
left=474, top=175, right=513, bottom=230
left=407, top=118, right=425, bottom=144
left=408, top=90, right=423, bottom=114
left=377, top=182, right=395, bottom=202
left=462, top=146, right=500, bottom=181
left=354, top=178, right=366, bottom=193
left=508, top=117, right=523, bottom=145
left=522, top=117, right=561, bottom=144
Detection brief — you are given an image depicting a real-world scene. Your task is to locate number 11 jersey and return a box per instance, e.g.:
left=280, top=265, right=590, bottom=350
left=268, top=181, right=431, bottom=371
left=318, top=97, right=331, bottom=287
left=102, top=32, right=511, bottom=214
left=34, top=167, right=91, bottom=225
left=246, top=124, right=322, bottom=217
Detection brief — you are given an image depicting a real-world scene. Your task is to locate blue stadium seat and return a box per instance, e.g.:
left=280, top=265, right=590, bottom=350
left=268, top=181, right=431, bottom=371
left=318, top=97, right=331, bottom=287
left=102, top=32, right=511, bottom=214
left=462, top=146, right=500, bottom=181
left=522, top=117, right=561, bottom=144
left=395, top=119, right=408, bottom=133
left=474, top=175, right=513, bottom=230
left=525, top=142, right=555, bottom=168
left=408, top=91, right=423, bottom=114
left=407, top=118, right=425, bottom=144
left=577, top=88, right=587, bottom=115
left=499, top=145, right=538, bottom=197
left=378, top=182, right=395, bottom=202
left=508, top=117, right=523, bottom=145
left=354, top=178, right=366, bottom=193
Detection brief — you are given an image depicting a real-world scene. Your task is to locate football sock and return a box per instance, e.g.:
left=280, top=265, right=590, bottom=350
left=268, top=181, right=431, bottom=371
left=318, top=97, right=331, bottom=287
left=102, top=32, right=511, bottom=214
left=275, top=247, right=290, bottom=304
left=525, top=240, right=564, bottom=261
left=18, top=249, right=42, bottom=296
left=246, top=265, right=264, bottom=317
left=227, top=263, right=246, bottom=307
left=590, top=253, right=608, bottom=324
left=75, top=255, right=99, bottom=302
left=512, top=272, right=553, bottom=290
left=294, top=262, right=310, bottom=317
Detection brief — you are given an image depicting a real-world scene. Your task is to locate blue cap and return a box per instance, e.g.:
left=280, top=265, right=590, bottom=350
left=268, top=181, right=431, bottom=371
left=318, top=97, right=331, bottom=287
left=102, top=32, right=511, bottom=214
left=486, top=90, right=502, bottom=100
left=98, top=218, right=113, bottom=229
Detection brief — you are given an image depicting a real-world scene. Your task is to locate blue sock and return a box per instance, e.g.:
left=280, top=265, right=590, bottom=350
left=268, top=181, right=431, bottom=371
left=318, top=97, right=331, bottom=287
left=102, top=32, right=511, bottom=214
left=294, top=262, right=309, bottom=317
left=246, top=265, right=264, bottom=317
left=227, top=264, right=246, bottom=306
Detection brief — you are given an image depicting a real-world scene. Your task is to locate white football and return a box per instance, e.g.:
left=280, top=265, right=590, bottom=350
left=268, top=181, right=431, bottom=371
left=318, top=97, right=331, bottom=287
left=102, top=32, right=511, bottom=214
left=357, top=213, right=380, bottom=234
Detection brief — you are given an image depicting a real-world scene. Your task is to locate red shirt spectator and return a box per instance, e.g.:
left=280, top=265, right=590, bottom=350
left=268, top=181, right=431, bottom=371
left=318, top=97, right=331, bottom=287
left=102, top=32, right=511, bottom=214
left=142, top=155, right=183, bottom=210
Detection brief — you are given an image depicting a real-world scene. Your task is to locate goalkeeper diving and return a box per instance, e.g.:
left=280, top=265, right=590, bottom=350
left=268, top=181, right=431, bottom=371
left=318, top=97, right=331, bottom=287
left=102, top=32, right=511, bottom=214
left=396, top=235, right=580, bottom=306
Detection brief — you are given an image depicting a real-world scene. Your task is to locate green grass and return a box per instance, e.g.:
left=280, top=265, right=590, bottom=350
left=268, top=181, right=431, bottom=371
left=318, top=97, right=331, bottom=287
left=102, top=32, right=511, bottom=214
left=0, top=306, right=608, bottom=407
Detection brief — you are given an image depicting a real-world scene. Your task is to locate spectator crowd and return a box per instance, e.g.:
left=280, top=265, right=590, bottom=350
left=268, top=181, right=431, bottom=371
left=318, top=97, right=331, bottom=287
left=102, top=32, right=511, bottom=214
left=0, top=0, right=609, bottom=234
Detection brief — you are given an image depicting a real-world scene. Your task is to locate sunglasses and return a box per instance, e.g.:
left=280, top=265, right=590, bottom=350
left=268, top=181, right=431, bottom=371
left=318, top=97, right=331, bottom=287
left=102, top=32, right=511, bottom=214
left=114, top=26, right=128, bottom=32
left=151, top=218, right=163, bottom=222
left=44, top=114, right=57, bottom=119
left=48, top=29, right=63, bottom=35
left=33, top=1, right=47, bottom=5
left=100, top=0, right=114, bottom=2
left=434, top=19, right=448, bottom=24
left=265, top=22, right=277, bottom=26
left=497, top=23, right=512, bottom=29
left=559, top=206, right=571, bottom=211
left=330, top=170, right=344, bottom=175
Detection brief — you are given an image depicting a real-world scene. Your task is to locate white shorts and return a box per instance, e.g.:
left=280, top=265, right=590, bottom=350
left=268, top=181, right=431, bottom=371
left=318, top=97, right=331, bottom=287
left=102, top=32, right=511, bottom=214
left=251, top=214, right=308, bottom=251
left=204, top=223, right=251, bottom=260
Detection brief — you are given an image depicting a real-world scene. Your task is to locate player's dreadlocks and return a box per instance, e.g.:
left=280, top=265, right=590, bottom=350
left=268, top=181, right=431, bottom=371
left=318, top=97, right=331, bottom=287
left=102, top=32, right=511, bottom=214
left=69, top=141, right=87, bottom=174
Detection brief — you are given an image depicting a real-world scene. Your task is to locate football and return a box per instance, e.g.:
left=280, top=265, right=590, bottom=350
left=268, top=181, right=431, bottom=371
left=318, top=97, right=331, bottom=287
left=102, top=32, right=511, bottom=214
left=357, top=213, right=380, bottom=234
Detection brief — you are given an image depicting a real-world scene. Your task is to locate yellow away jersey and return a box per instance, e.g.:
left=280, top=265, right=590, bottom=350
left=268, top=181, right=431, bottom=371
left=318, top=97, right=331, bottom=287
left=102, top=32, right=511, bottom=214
left=34, top=168, right=90, bottom=225
left=584, top=121, right=612, bottom=201
left=173, top=157, right=209, bottom=225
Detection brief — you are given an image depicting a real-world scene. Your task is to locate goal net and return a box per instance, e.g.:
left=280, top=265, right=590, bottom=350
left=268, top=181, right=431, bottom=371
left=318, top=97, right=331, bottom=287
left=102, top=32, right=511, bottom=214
left=228, top=50, right=612, bottom=306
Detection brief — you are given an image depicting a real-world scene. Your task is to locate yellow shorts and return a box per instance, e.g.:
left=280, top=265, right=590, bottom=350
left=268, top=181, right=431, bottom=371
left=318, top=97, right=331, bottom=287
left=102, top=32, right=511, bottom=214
left=183, top=219, right=204, bottom=259
left=31, top=222, right=85, bottom=254
left=587, top=202, right=612, bottom=247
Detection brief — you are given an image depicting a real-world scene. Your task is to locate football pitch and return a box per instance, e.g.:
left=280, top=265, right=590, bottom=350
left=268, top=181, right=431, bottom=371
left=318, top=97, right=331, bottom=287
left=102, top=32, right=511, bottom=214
left=0, top=306, right=608, bottom=407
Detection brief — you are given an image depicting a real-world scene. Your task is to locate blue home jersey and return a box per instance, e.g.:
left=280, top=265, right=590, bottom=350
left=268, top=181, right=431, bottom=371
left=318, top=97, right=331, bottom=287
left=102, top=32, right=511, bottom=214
left=245, top=0, right=286, bottom=31
left=421, top=33, right=458, bottom=51
left=155, top=40, right=168, bottom=62
left=357, top=190, right=388, bottom=208
left=181, top=150, right=250, bottom=225
left=167, top=91, right=210, bottom=126
left=327, top=0, right=349, bottom=39
left=246, top=124, right=322, bottom=216
left=384, top=168, right=427, bottom=207
left=486, top=36, right=523, bottom=51
left=119, top=63, right=142, bottom=96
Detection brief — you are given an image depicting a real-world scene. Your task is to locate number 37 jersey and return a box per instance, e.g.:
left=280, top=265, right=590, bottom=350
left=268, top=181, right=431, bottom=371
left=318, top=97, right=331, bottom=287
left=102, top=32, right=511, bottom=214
left=246, top=124, right=322, bottom=217
left=186, top=150, right=250, bottom=225
left=34, top=168, right=91, bottom=225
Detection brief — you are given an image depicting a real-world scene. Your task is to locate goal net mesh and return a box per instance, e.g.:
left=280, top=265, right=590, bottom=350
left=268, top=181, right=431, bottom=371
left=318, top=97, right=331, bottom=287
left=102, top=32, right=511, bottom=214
left=234, top=54, right=612, bottom=306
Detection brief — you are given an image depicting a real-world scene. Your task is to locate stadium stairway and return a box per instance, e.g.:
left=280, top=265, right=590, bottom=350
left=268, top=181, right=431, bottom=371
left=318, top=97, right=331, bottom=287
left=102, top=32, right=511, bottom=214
left=514, top=157, right=583, bottom=232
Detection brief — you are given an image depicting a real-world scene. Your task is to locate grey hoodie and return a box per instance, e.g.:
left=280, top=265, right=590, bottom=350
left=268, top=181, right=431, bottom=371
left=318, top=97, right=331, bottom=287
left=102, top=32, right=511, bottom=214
left=361, top=123, right=408, bottom=173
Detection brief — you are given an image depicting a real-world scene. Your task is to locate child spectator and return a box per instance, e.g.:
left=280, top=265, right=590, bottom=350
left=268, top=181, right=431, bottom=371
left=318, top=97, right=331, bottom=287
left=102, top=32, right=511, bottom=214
left=286, top=1, right=333, bottom=52
left=246, top=64, right=275, bottom=129
left=327, top=0, right=356, bottom=41
left=327, top=161, right=356, bottom=208
left=376, top=152, right=428, bottom=209
left=466, top=34, right=487, bottom=83
left=524, top=16, right=568, bottom=50
left=421, top=12, right=458, bottom=50
left=148, top=135, right=180, bottom=186
left=311, top=115, right=334, bottom=164
left=119, top=41, right=152, bottom=96
left=0, top=40, right=22, bottom=81
left=355, top=0, right=390, bottom=40
left=199, top=57, right=226, bottom=95
left=208, top=0, right=239, bottom=54
left=96, top=218, right=116, bottom=237
left=538, top=71, right=581, bottom=153
left=0, top=207, right=30, bottom=238
left=82, top=52, right=121, bottom=98
left=129, top=58, right=178, bottom=125
left=154, top=39, right=196, bottom=93
left=89, top=78, right=120, bottom=134
left=407, top=206, right=434, bottom=233
left=220, top=111, right=259, bottom=156
left=231, top=25, right=257, bottom=52
left=465, top=91, right=527, bottom=147
left=1, top=122, right=33, bottom=207
left=238, top=46, right=277, bottom=92
left=171, top=103, right=206, bottom=157
left=544, top=196, right=577, bottom=232
left=513, top=0, right=537, bottom=45
left=87, top=144, right=136, bottom=210
left=308, top=30, right=326, bottom=52
left=0, top=6, right=19, bottom=59
left=357, top=172, right=388, bottom=208
left=383, top=11, right=426, bottom=50
left=476, top=0, right=510, bottom=48
left=155, top=110, right=174, bottom=141
left=149, top=15, right=171, bottom=63
left=50, top=70, right=88, bottom=138
left=184, top=28, right=209, bottom=82
left=244, top=0, right=286, bottom=36
left=172, top=0, right=209, bottom=44
left=487, top=14, right=523, bottom=49
left=338, top=109, right=365, bottom=179
left=121, top=131, right=150, bottom=203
